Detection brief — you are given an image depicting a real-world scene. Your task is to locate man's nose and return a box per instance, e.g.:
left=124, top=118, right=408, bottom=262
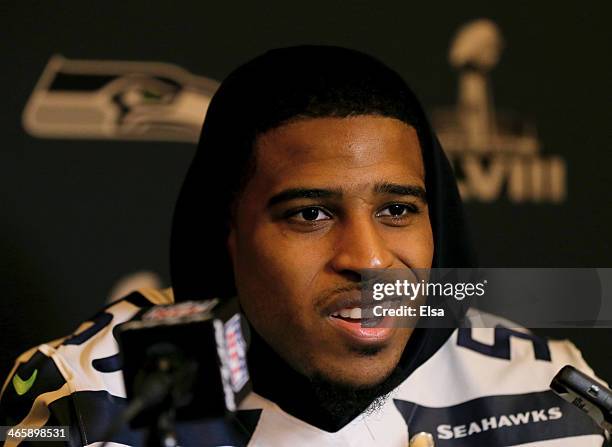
left=329, top=217, right=394, bottom=276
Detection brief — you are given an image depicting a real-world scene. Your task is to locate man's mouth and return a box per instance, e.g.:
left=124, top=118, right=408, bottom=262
left=318, top=286, right=403, bottom=346
left=327, top=305, right=394, bottom=345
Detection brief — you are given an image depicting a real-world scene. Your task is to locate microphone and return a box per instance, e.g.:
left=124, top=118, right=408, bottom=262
left=550, top=365, right=611, bottom=444
left=116, top=297, right=251, bottom=429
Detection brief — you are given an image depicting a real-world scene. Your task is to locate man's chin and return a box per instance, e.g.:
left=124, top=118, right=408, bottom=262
left=308, top=364, right=405, bottom=420
left=319, top=365, right=394, bottom=390
left=327, top=344, right=404, bottom=388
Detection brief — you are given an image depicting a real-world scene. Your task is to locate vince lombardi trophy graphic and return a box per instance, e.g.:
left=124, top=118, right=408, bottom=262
left=449, top=19, right=503, bottom=153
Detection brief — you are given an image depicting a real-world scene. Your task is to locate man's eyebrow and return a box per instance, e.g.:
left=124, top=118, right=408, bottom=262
left=267, top=188, right=343, bottom=207
left=373, top=182, right=427, bottom=202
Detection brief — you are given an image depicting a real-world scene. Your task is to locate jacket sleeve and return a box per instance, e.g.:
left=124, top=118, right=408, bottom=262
left=0, top=340, right=79, bottom=446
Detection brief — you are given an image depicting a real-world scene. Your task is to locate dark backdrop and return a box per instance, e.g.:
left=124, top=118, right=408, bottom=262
left=2, top=1, right=610, bottom=382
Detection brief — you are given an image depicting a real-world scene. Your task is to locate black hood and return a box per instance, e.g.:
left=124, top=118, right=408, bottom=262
left=170, top=45, right=476, bottom=431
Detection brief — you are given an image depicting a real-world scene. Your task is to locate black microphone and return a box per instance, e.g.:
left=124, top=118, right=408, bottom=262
left=550, top=365, right=611, bottom=444
left=116, top=297, right=252, bottom=429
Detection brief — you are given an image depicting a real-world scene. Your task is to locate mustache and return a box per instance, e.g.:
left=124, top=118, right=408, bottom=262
left=314, top=278, right=381, bottom=315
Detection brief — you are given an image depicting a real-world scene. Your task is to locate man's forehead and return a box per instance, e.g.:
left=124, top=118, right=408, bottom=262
left=251, top=115, right=425, bottom=184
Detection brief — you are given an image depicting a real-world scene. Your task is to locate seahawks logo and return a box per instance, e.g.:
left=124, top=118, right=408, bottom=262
left=22, top=55, right=219, bottom=143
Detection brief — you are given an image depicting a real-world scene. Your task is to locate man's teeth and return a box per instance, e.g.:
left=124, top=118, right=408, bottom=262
left=331, top=308, right=362, bottom=319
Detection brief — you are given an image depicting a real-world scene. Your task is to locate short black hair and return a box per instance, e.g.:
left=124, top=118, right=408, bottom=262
left=245, top=46, right=423, bottom=135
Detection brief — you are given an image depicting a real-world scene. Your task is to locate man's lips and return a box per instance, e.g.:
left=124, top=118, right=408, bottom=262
left=327, top=313, right=395, bottom=344
left=319, top=290, right=395, bottom=345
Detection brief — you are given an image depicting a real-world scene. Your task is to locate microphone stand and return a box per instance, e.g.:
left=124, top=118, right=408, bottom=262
left=140, top=346, right=197, bottom=447
left=100, top=344, right=197, bottom=447
left=147, top=406, right=178, bottom=447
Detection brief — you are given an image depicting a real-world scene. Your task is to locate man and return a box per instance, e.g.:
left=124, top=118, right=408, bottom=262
left=0, top=46, right=606, bottom=446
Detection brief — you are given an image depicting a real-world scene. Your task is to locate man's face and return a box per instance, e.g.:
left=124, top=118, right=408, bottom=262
left=228, top=116, right=433, bottom=388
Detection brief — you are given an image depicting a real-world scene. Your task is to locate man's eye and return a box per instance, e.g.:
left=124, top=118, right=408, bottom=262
left=377, top=203, right=418, bottom=218
left=291, top=207, right=331, bottom=222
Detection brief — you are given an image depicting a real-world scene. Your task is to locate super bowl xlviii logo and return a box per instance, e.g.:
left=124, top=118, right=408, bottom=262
left=432, top=19, right=566, bottom=203
left=22, top=55, right=219, bottom=143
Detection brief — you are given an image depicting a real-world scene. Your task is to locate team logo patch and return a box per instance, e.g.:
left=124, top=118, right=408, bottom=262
left=12, top=369, right=38, bottom=396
